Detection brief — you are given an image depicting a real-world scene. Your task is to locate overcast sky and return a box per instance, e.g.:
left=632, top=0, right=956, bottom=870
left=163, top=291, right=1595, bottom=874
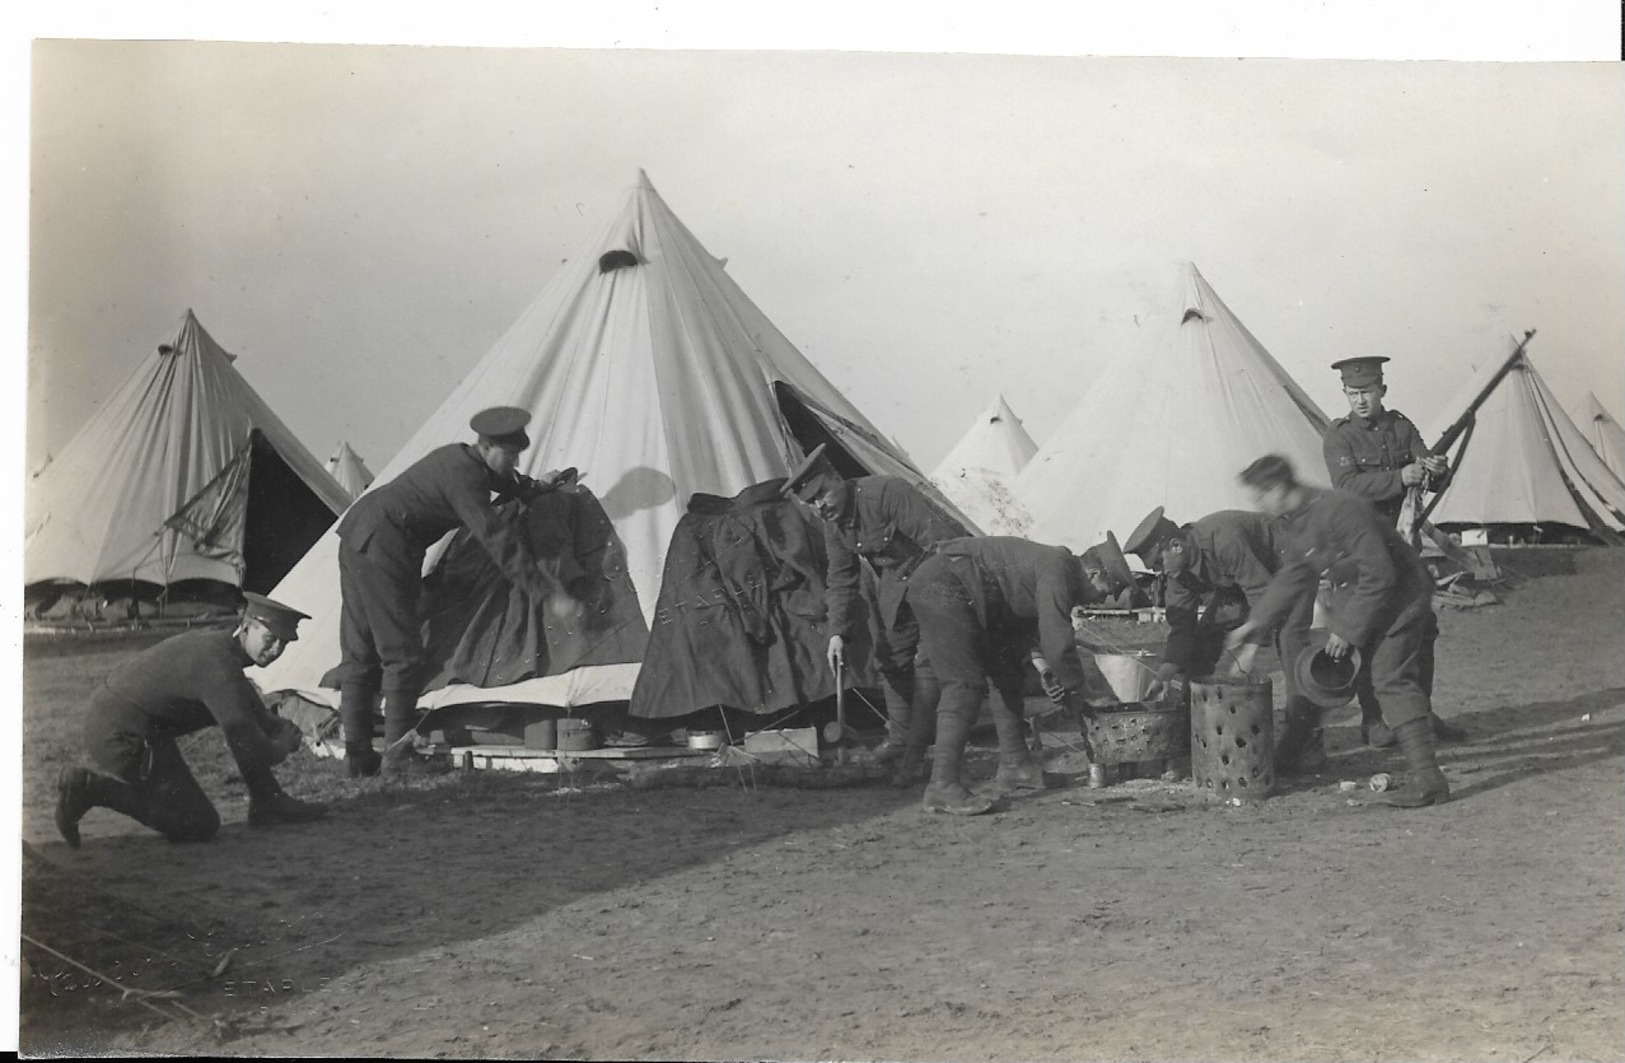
left=23, top=39, right=1624, bottom=481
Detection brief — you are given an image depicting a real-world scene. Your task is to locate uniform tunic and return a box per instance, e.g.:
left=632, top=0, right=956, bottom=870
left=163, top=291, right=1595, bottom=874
left=1322, top=408, right=1451, bottom=523
left=820, top=475, right=970, bottom=673
left=1161, top=510, right=1279, bottom=676
left=335, top=443, right=565, bottom=692
left=1248, top=488, right=1435, bottom=728
left=82, top=630, right=289, bottom=840
left=909, top=537, right=1089, bottom=693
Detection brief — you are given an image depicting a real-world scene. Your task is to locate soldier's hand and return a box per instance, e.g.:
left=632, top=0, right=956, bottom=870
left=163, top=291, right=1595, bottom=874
left=1400, top=462, right=1429, bottom=487
left=1143, top=662, right=1180, bottom=704
left=1225, top=623, right=1257, bottom=649
left=1420, top=454, right=1448, bottom=478
left=1040, top=669, right=1066, bottom=705
left=1325, top=632, right=1353, bottom=660
left=826, top=635, right=846, bottom=675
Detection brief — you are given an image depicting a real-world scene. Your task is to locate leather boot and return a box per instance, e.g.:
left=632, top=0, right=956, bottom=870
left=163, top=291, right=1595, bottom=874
left=921, top=686, right=995, bottom=815
left=55, top=766, right=95, bottom=849
left=864, top=740, right=907, bottom=767
left=346, top=742, right=382, bottom=778
left=1430, top=713, right=1469, bottom=743
left=340, top=683, right=382, bottom=776
left=1381, top=718, right=1450, bottom=808
left=889, top=746, right=928, bottom=788
left=1274, top=701, right=1327, bottom=774
left=978, top=753, right=1047, bottom=797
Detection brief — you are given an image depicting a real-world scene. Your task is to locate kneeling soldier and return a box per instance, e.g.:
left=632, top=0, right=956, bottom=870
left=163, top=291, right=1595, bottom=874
left=55, top=593, right=328, bottom=848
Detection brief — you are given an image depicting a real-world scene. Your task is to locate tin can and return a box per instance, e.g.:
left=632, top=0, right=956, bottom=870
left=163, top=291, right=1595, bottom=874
left=1088, top=763, right=1110, bottom=788
left=1368, top=773, right=1392, bottom=793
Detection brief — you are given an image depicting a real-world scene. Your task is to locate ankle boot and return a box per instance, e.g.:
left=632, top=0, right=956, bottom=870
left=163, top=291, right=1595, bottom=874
left=922, top=782, right=997, bottom=815
left=889, top=746, right=928, bottom=788
left=979, top=753, right=1046, bottom=796
left=346, top=742, right=381, bottom=778
left=1382, top=718, right=1450, bottom=808
left=55, top=767, right=96, bottom=848
left=1275, top=702, right=1327, bottom=774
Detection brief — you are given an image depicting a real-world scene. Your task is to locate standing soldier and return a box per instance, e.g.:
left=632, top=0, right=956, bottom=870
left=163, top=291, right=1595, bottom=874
left=1227, top=455, right=1450, bottom=808
left=906, top=536, right=1099, bottom=814
left=1322, top=356, right=1466, bottom=746
left=335, top=407, right=581, bottom=777
left=55, top=593, right=328, bottom=848
left=1119, top=506, right=1321, bottom=771
left=782, top=444, right=971, bottom=775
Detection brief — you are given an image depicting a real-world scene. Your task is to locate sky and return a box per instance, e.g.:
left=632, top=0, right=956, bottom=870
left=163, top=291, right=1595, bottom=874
left=19, top=25, right=1625, bottom=485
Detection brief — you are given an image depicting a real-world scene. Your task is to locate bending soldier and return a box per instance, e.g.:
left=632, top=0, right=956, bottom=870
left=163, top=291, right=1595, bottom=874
left=1227, top=455, right=1450, bottom=808
left=907, top=536, right=1100, bottom=815
left=335, top=406, right=581, bottom=777
left=1120, top=506, right=1321, bottom=771
left=55, top=593, right=327, bottom=847
left=782, top=444, right=971, bottom=778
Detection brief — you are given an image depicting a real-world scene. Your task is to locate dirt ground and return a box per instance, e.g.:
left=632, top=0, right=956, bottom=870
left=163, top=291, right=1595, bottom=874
left=16, top=548, right=1625, bottom=1061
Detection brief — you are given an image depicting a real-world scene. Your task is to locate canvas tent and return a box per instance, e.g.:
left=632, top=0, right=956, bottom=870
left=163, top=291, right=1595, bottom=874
left=1423, top=349, right=1625, bottom=544
left=325, top=441, right=374, bottom=500
left=25, top=310, right=351, bottom=597
left=1012, top=262, right=1331, bottom=553
left=930, top=394, right=1037, bottom=536
left=1576, top=391, right=1625, bottom=482
left=258, top=170, right=948, bottom=712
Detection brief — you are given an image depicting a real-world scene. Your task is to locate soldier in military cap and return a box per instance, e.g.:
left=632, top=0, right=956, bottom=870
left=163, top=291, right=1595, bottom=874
left=782, top=443, right=972, bottom=781
left=1120, top=505, right=1321, bottom=771
left=1078, top=531, right=1147, bottom=608
left=334, top=406, right=582, bottom=777
left=1322, top=357, right=1465, bottom=747
left=1226, top=454, right=1450, bottom=808
left=54, top=593, right=328, bottom=848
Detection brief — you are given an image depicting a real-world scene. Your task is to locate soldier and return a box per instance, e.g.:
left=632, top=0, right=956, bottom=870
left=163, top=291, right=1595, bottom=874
left=1120, top=506, right=1321, bottom=771
left=1226, top=454, right=1450, bottom=808
left=335, top=407, right=581, bottom=777
left=54, top=593, right=328, bottom=848
left=1323, top=356, right=1466, bottom=747
left=906, top=536, right=1099, bottom=814
left=782, top=444, right=971, bottom=776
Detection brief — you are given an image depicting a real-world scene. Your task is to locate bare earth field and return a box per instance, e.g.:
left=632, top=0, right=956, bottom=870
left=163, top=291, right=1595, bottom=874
left=17, top=548, right=1625, bottom=1061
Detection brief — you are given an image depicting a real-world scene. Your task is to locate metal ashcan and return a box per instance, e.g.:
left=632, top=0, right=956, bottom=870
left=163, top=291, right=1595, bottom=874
left=1190, top=675, right=1276, bottom=801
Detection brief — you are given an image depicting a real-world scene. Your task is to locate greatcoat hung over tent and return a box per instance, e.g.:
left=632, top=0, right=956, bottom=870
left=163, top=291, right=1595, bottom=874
left=25, top=310, right=351, bottom=595
left=1576, top=391, right=1625, bottom=482
left=258, top=170, right=950, bottom=712
left=1011, top=262, right=1331, bottom=553
left=324, top=441, right=374, bottom=500
left=930, top=393, right=1036, bottom=536
left=1423, top=346, right=1625, bottom=543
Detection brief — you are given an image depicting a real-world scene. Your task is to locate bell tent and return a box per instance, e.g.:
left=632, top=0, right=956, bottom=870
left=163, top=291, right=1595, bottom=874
left=1576, top=391, right=1625, bottom=482
left=1012, top=262, right=1331, bottom=553
left=930, top=393, right=1037, bottom=536
left=324, top=441, right=375, bottom=500
left=1423, top=349, right=1625, bottom=544
left=25, top=310, right=351, bottom=601
left=257, top=171, right=946, bottom=714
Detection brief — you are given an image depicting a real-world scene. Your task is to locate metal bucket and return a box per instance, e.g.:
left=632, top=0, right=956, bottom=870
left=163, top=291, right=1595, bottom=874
left=1090, top=651, right=1159, bottom=704
left=555, top=718, right=598, bottom=752
left=1190, top=676, right=1275, bottom=801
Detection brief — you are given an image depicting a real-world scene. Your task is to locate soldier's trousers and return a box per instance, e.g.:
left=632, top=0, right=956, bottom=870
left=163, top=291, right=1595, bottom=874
left=337, top=539, right=425, bottom=746
left=909, top=568, right=1031, bottom=787
left=1353, top=603, right=1434, bottom=730
left=873, top=603, right=923, bottom=745
left=1358, top=609, right=1438, bottom=728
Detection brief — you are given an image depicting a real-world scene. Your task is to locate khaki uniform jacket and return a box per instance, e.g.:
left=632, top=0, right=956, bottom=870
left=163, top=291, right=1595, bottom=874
left=1322, top=408, right=1451, bottom=523
left=822, top=476, right=970, bottom=639
left=1162, top=510, right=1279, bottom=672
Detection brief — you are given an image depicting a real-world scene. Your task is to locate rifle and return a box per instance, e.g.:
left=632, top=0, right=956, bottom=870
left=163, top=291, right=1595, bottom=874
left=1396, top=329, right=1537, bottom=546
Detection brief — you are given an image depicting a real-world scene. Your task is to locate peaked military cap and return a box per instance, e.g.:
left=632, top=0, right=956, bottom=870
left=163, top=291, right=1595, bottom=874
left=1294, top=644, right=1364, bottom=708
left=1121, top=506, right=1182, bottom=568
left=781, top=443, right=840, bottom=501
left=470, top=406, right=533, bottom=448
left=1330, top=356, right=1390, bottom=388
left=1083, top=531, right=1137, bottom=594
left=241, top=592, right=311, bottom=641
